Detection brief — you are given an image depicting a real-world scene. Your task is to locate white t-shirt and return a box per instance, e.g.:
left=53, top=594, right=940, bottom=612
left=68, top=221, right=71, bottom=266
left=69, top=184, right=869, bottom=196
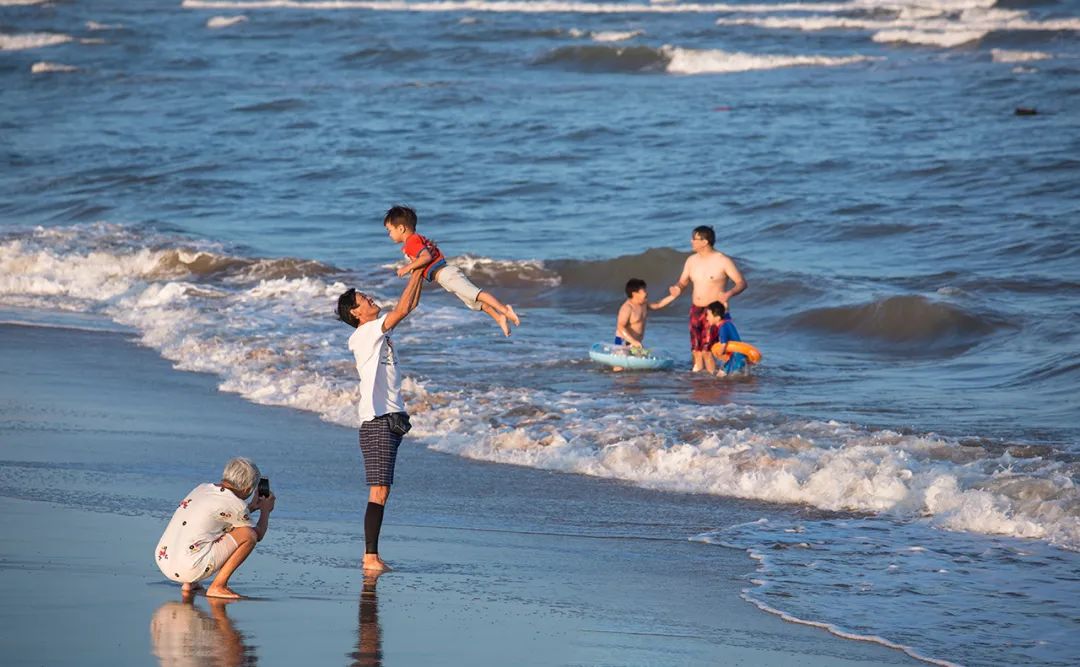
left=348, top=314, right=404, bottom=422
left=154, top=483, right=254, bottom=583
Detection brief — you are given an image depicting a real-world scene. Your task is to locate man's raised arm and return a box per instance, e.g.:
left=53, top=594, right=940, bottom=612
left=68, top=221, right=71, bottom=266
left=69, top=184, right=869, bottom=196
left=382, top=270, right=425, bottom=333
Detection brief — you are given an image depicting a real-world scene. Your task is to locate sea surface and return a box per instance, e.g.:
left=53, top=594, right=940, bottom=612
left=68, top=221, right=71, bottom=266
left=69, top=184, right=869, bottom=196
left=2, top=0, right=1078, bottom=665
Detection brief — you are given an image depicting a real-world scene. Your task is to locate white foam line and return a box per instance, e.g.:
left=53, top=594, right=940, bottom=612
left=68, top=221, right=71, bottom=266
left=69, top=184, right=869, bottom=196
left=738, top=548, right=964, bottom=667
left=714, top=14, right=1080, bottom=33
left=0, top=33, right=73, bottom=51
left=183, top=0, right=855, bottom=15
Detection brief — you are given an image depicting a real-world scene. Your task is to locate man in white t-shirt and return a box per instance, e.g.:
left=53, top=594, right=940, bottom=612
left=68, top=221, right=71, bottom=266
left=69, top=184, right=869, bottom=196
left=336, top=269, right=424, bottom=572
left=154, top=457, right=275, bottom=599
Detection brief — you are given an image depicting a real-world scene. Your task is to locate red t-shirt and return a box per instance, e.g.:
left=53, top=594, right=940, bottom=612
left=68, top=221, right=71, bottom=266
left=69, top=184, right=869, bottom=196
left=403, top=233, right=446, bottom=281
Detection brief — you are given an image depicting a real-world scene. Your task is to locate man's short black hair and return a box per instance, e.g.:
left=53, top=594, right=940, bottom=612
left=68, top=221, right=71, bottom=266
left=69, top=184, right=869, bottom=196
left=693, top=225, right=715, bottom=247
left=625, top=278, right=647, bottom=298
left=706, top=300, right=726, bottom=318
left=384, top=205, right=417, bottom=231
left=337, top=288, right=360, bottom=328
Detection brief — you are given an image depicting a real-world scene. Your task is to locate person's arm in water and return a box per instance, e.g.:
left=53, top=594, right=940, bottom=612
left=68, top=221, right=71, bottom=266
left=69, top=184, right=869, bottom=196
left=718, top=255, right=747, bottom=304
left=382, top=269, right=425, bottom=333
left=396, top=247, right=433, bottom=278
left=615, top=302, right=642, bottom=348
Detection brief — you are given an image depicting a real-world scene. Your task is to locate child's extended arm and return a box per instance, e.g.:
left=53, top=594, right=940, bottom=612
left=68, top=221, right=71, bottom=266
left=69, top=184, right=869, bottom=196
left=396, top=248, right=434, bottom=278
left=649, top=293, right=677, bottom=310
left=382, top=270, right=425, bottom=333
left=667, top=257, right=692, bottom=300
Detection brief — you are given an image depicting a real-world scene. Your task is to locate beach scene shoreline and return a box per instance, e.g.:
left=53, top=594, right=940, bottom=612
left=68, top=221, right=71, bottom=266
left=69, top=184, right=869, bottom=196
left=3, top=0, right=1078, bottom=664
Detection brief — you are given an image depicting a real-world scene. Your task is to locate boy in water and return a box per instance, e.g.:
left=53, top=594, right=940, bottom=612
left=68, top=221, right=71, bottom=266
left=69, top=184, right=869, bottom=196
left=384, top=205, right=520, bottom=337
left=704, top=300, right=748, bottom=377
left=614, top=278, right=676, bottom=348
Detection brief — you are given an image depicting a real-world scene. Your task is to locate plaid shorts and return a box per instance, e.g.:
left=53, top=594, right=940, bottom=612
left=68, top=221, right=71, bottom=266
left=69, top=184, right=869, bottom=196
left=358, top=415, right=404, bottom=486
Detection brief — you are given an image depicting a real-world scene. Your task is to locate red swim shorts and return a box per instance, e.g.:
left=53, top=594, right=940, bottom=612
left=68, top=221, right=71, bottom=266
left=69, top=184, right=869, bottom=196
left=689, top=305, right=719, bottom=352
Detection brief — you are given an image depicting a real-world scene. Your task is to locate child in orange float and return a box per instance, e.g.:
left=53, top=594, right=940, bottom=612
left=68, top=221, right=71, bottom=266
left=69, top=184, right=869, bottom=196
left=384, top=205, right=520, bottom=337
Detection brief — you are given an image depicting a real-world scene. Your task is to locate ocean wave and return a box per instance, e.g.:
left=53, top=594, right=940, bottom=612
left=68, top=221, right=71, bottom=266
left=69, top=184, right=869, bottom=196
left=591, top=29, right=644, bottom=42
left=31, top=62, right=79, bottom=74
left=0, top=33, right=74, bottom=51
left=664, top=46, right=873, bottom=74
left=789, top=295, right=1004, bottom=350
left=536, top=43, right=872, bottom=74
left=714, top=6, right=1080, bottom=49
left=207, top=15, right=250, bottom=28
left=703, top=518, right=1079, bottom=666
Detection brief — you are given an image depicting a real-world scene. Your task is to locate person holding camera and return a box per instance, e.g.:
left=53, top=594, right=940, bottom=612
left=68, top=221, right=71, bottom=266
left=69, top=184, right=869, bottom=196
left=154, top=457, right=275, bottom=599
left=336, top=268, right=424, bottom=572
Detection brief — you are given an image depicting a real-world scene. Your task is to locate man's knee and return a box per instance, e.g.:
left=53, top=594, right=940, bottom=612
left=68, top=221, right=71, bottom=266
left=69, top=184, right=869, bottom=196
left=368, top=485, right=390, bottom=505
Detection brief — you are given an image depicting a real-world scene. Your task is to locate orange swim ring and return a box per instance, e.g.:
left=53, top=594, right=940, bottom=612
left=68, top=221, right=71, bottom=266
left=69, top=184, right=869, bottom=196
left=710, top=340, right=762, bottom=365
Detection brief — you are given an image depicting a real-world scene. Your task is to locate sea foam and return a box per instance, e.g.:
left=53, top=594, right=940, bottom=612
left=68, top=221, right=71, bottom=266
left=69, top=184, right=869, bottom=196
left=0, top=33, right=73, bottom=51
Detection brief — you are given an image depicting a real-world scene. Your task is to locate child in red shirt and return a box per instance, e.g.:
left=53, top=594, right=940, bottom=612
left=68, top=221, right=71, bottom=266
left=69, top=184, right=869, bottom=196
left=384, top=205, right=520, bottom=337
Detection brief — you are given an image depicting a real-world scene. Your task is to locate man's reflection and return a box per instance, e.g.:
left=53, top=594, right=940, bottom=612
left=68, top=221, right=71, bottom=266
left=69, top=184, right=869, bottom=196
left=349, top=572, right=383, bottom=667
left=150, top=595, right=255, bottom=667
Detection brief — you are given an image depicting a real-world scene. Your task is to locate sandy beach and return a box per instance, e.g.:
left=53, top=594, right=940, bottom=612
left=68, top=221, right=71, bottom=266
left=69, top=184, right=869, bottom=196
left=0, top=321, right=921, bottom=666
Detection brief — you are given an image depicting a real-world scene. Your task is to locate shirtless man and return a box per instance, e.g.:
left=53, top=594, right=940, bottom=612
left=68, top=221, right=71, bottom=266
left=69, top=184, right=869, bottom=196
left=613, top=278, right=675, bottom=346
left=667, top=225, right=747, bottom=373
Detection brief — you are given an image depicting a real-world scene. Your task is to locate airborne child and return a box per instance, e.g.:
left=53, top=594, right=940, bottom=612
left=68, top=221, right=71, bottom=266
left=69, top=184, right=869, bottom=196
left=383, top=205, right=520, bottom=337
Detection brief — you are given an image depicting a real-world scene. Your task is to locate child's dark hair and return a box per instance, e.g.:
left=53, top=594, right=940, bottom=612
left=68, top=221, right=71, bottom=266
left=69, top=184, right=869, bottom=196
left=625, top=278, right=646, bottom=298
left=706, top=300, right=726, bottom=318
left=693, top=225, right=715, bottom=247
left=384, top=205, right=417, bottom=231
left=336, top=288, right=360, bottom=328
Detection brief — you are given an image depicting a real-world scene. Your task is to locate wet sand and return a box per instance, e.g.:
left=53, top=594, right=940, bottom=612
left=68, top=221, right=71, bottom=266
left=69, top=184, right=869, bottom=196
left=0, top=322, right=919, bottom=666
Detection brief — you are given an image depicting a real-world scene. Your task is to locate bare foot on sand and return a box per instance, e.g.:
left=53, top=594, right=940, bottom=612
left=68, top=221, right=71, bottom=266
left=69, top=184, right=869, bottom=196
left=363, top=555, right=393, bottom=572
left=505, top=305, right=521, bottom=327
left=494, top=312, right=511, bottom=337
left=205, top=585, right=243, bottom=599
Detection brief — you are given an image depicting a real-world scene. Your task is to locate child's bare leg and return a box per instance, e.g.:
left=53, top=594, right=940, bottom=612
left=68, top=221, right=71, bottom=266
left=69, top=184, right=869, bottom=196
left=479, top=302, right=511, bottom=337
left=205, top=527, right=258, bottom=599
left=477, top=292, right=520, bottom=327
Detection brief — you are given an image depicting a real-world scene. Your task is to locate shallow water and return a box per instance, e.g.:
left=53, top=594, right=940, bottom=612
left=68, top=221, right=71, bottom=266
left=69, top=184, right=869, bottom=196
left=2, top=0, right=1079, bottom=664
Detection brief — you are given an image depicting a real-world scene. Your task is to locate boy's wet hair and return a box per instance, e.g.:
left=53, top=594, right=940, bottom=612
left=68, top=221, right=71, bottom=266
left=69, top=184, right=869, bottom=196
left=384, top=205, right=418, bottom=231
left=336, top=288, right=360, bottom=328
left=706, top=300, right=726, bottom=318
left=625, top=278, right=647, bottom=298
left=693, top=225, right=715, bottom=247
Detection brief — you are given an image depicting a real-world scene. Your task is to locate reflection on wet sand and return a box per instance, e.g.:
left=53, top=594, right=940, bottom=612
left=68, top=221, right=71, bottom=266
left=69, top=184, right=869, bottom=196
left=150, top=596, right=256, bottom=667
left=349, top=572, right=383, bottom=667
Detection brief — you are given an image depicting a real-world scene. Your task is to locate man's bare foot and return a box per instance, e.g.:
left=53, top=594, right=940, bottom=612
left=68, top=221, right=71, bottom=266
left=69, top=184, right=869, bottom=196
left=363, top=555, right=392, bottom=572
left=691, top=365, right=703, bottom=373
left=494, top=312, right=511, bottom=337
left=205, top=585, right=243, bottom=599
left=505, top=305, right=521, bottom=327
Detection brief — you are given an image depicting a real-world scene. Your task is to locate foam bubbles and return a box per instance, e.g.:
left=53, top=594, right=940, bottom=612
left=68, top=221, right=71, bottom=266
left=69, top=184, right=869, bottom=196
left=31, top=62, right=78, bottom=74
left=207, top=15, right=249, bottom=28
left=991, top=49, right=1051, bottom=63
left=0, top=33, right=73, bottom=51
left=663, top=46, right=873, bottom=75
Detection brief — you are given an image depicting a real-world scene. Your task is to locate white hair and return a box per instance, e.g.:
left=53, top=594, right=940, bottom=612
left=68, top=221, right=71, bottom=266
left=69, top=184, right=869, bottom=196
left=221, top=457, right=260, bottom=498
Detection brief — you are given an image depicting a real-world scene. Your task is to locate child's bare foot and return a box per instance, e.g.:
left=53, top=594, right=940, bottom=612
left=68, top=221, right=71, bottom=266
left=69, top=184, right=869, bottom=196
left=181, top=582, right=203, bottom=593
left=205, top=585, right=243, bottom=599
left=494, top=312, right=511, bottom=337
left=612, top=366, right=624, bottom=372
left=505, top=305, right=521, bottom=327
left=363, top=555, right=393, bottom=572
